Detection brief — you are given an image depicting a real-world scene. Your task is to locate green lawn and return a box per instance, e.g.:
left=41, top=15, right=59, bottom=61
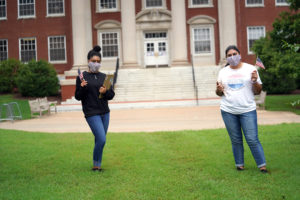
left=0, top=94, right=31, bottom=120
left=265, top=94, right=300, bottom=115
left=1, top=124, right=300, bottom=200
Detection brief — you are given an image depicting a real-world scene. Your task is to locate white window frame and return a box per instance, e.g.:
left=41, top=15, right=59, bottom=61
left=96, top=0, right=120, bottom=13
left=275, top=0, right=289, bottom=6
left=18, top=0, right=35, bottom=19
left=99, top=30, right=121, bottom=60
left=19, top=37, right=37, bottom=63
left=143, top=0, right=166, bottom=10
left=0, top=0, right=7, bottom=20
left=191, top=25, right=214, bottom=56
left=46, top=0, right=65, bottom=17
left=245, top=0, right=264, bottom=7
left=247, top=26, right=265, bottom=54
left=48, top=35, right=67, bottom=63
left=189, top=0, right=213, bottom=8
left=0, top=39, right=8, bottom=61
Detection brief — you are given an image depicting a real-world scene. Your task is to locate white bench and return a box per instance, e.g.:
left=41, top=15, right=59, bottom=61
left=255, top=91, right=267, bottom=110
left=28, top=97, right=57, bottom=117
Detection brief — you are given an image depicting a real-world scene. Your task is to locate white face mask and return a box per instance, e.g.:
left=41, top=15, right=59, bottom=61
left=88, top=62, right=101, bottom=73
left=226, top=54, right=241, bottom=66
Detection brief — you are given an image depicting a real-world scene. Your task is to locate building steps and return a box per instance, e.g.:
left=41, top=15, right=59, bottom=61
left=59, top=65, right=221, bottom=110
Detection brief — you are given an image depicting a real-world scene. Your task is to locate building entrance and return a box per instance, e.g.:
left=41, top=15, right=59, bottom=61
left=144, top=32, right=168, bottom=67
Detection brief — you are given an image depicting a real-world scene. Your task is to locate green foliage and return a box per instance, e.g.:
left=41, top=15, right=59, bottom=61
left=1, top=124, right=300, bottom=199
left=287, top=0, right=300, bottom=11
left=265, top=94, right=300, bottom=115
left=0, top=59, right=23, bottom=93
left=16, top=60, right=59, bottom=97
left=252, top=2, right=300, bottom=94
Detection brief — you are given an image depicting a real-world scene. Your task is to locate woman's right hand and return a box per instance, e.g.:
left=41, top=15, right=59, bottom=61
left=81, top=79, right=88, bottom=87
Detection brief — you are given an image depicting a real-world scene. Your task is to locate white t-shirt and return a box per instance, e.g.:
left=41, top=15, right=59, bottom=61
left=217, top=63, right=262, bottom=114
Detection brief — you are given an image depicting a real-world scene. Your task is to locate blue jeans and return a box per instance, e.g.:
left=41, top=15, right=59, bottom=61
left=221, top=110, right=266, bottom=168
left=86, top=113, right=110, bottom=167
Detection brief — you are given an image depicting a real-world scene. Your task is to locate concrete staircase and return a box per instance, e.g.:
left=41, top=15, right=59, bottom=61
left=59, top=65, right=221, bottom=110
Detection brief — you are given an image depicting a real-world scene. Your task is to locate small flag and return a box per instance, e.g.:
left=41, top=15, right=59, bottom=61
left=255, top=57, right=265, bottom=69
left=78, top=68, right=83, bottom=80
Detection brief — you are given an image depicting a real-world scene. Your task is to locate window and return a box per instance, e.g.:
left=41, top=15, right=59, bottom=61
left=247, top=26, right=265, bottom=54
left=99, top=0, right=117, bottom=10
left=100, top=32, right=119, bottom=58
left=0, top=39, right=8, bottom=61
left=276, top=0, right=289, bottom=6
left=146, top=0, right=163, bottom=8
left=191, top=0, right=212, bottom=7
left=193, top=27, right=212, bottom=54
left=47, top=0, right=64, bottom=16
left=19, top=38, right=36, bottom=62
left=48, top=36, right=66, bottom=63
left=145, top=32, right=167, bottom=39
left=0, top=0, right=6, bottom=19
left=18, top=0, right=35, bottom=18
left=245, top=0, right=264, bottom=7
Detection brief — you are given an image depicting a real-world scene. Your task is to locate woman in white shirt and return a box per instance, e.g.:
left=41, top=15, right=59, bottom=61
left=216, top=45, right=267, bottom=173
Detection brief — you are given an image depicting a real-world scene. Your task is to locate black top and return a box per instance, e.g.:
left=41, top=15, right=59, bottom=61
left=75, top=71, right=115, bottom=118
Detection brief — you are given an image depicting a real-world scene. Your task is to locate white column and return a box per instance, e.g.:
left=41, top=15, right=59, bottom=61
left=121, top=0, right=138, bottom=67
left=71, top=0, right=93, bottom=66
left=171, top=0, right=188, bottom=65
left=218, top=0, right=237, bottom=62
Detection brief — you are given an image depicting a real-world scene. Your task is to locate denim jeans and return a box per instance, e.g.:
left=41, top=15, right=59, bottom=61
left=86, top=113, right=110, bottom=167
left=221, top=110, right=266, bottom=168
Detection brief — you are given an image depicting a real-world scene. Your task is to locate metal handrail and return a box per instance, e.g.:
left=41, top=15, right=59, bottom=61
left=191, top=54, right=199, bottom=105
left=112, top=58, right=119, bottom=89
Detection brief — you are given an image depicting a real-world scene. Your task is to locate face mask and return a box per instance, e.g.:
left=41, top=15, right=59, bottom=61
left=226, top=54, right=241, bottom=66
left=88, top=62, right=101, bottom=73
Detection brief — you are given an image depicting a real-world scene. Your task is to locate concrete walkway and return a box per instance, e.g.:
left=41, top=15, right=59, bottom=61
left=1, top=106, right=300, bottom=133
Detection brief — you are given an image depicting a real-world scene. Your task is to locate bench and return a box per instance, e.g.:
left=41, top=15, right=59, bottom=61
left=255, top=91, right=267, bottom=110
left=28, top=97, right=57, bottom=117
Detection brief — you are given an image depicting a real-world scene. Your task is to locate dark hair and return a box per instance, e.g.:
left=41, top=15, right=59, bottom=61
left=87, top=45, right=102, bottom=60
left=225, top=45, right=240, bottom=57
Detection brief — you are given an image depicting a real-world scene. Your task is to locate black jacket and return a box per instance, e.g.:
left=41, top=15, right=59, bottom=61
left=75, top=71, right=115, bottom=118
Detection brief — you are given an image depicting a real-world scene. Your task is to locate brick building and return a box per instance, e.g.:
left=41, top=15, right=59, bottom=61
left=0, top=0, right=290, bottom=101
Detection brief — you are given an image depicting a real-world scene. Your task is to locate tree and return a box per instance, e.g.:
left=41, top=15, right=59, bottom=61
left=252, top=0, right=300, bottom=94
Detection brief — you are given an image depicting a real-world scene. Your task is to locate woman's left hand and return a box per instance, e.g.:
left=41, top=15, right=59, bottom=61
left=251, top=70, right=258, bottom=83
left=99, top=86, right=107, bottom=94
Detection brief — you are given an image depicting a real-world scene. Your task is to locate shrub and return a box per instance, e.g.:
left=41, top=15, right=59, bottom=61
left=16, top=60, right=59, bottom=97
left=0, top=59, right=23, bottom=93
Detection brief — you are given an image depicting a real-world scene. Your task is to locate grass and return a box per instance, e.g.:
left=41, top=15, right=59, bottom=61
left=0, top=94, right=31, bottom=120
left=1, top=123, right=300, bottom=200
left=265, top=94, right=300, bottom=115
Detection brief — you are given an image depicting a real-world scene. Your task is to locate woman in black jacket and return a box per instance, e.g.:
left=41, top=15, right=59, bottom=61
left=75, top=45, right=115, bottom=171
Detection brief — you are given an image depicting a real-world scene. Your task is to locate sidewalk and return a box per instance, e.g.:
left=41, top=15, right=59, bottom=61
left=1, top=106, right=300, bottom=133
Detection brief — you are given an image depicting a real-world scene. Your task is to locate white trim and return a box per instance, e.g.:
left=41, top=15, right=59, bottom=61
left=0, top=39, right=8, bottom=61
left=188, top=0, right=213, bottom=8
left=275, top=0, right=289, bottom=6
left=46, top=0, right=65, bottom=17
left=247, top=26, right=265, bottom=54
left=17, top=0, right=36, bottom=19
left=143, top=0, right=166, bottom=10
left=96, top=0, right=120, bottom=13
left=98, top=30, right=121, bottom=60
left=19, top=37, right=37, bottom=62
left=191, top=25, right=214, bottom=56
left=245, top=0, right=264, bottom=7
left=48, top=35, right=67, bottom=64
left=0, top=0, right=7, bottom=20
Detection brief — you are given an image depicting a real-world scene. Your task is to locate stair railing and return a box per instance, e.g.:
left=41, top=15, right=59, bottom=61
left=191, top=54, right=199, bottom=105
left=112, top=58, right=119, bottom=89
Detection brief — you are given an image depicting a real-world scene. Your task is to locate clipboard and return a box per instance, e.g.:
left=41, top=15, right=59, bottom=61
left=99, top=74, right=114, bottom=99
left=103, top=74, right=114, bottom=90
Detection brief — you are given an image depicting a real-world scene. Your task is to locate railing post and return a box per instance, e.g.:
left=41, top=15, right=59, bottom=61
left=191, top=54, right=199, bottom=105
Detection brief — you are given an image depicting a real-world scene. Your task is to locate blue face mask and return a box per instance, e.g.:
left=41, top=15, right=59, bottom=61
left=226, top=54, right=241, bottom=66
left=88, top=62, right=101, bottom=73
